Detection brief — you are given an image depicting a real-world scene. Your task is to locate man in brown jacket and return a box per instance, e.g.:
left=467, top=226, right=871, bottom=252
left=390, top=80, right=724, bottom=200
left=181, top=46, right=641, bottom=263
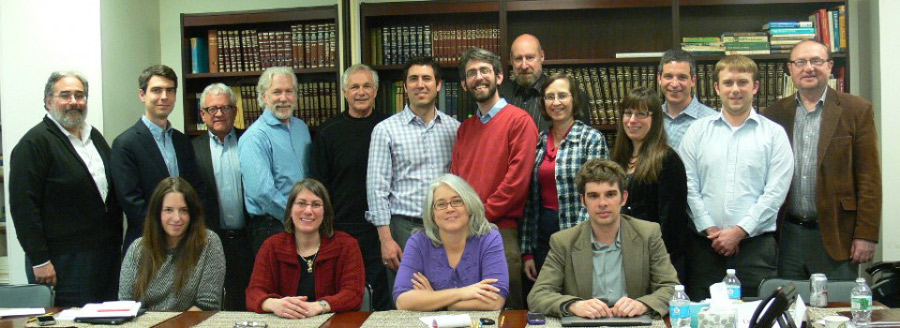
left=763, top=40, right=881, bottom=279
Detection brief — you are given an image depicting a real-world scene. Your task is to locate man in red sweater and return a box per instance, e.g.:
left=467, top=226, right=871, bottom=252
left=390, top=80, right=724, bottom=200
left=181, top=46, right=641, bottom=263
left=451, top=47, right=539, bottom=309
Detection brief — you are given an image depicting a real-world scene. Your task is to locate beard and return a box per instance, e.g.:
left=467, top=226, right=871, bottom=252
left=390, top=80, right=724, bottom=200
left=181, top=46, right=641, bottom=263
left=50, top=106, right=86, bottom=131
left=472, top=83, right=498, bottom=103
left=269, top=103, right=295, bottom=120
left=514, top=70, right=539, bottom=87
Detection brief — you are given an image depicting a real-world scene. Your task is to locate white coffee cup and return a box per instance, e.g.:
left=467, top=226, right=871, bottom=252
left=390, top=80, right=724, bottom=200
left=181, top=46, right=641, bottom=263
left=824, top=315, right=850, bottom=328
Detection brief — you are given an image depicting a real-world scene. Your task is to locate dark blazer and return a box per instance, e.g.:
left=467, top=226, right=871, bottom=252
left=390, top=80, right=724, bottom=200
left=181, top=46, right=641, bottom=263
left=190, top=128, right=245, bottom=232
left=623, top=149, right=689, bottom=280
left=762, top=87, right=881, bottom=261
left=110, top=118, right=206, bottom=252
left=9, top=116, right=123, bottom=264
left=527, top=216, right=678, bottom=317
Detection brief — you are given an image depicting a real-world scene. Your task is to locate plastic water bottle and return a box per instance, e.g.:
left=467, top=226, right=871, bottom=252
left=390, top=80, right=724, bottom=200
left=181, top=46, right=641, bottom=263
left=669, top=285, right=691, bottom=328
left=851, top=277, right=873, bottom=328
left=722, top=269, right=741, bottom=300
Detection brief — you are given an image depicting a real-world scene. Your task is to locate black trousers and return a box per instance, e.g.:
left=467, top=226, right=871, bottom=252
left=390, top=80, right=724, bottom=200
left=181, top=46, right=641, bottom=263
left=346, top=227, right=394, bottom=310
left=26, top=245, right=120, bottom=307
left=249, top=214, right=284, bottom=257
left=218, top=228, right=253, bottom=310
left=685, top=232, right=776, bottom=301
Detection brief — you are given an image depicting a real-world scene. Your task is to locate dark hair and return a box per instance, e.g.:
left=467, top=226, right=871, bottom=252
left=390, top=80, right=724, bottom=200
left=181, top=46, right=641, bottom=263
left=714, top=55, right=759, bottom=83
left=458, top=47, right=502, bottom=81
left=538, top=73, right=583, bottom=122
left=658, top=49, right=697, bottom=77
left=283, top=179, right=335, bottom=238
left=403, top=56, right=442, bottom=84
left=43, top=71, right=89, bottom=109
left=612, top=87, right=672, bottom=184
left=134, top=177, right=207, bottom=298
left=576, top=159, right=627, bottom=195
left=138, top=65, right=178, bottom=92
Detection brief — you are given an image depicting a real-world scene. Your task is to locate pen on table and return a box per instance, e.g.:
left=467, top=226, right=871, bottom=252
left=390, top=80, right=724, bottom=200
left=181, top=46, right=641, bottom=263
left=27, top=312, right=54, bottom=322
left=432, top=318, right=438, bottom=328
left=499, top=315, right=505, bottom=328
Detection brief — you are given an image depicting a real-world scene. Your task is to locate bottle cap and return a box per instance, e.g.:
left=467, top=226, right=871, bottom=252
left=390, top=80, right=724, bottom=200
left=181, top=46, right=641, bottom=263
left=675, top=285, right=685, bottom=291
left=727, top=269, right=736, bottom=275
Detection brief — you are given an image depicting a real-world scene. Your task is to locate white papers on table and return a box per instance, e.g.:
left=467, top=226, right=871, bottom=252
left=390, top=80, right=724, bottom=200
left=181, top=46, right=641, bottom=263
left=0, top=308, right=45, bottom=318
left=418, top=313, right=472, bottom=327
left=57, top=301, right=141, bottom=320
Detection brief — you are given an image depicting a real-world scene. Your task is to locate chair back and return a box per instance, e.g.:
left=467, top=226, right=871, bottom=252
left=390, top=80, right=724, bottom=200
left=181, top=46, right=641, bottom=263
left=758, top=278, right=857, bottom=303
left=0, top=284, right=54, bottom=308
left=360, top=283, right=373, bottom=311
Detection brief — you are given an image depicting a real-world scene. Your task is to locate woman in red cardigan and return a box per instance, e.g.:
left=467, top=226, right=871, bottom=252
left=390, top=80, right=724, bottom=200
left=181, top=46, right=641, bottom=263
left=246, top=179, right=365, bottom=318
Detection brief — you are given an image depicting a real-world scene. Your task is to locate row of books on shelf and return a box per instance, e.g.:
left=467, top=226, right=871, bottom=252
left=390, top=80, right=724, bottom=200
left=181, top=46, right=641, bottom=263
left=376, top=81, right=477, bottom=122
left=190, top=22, right=337, bottom=74
left=680, top=6, right=847, bottom=56
left=691, top=62, right=844, bottom=110
left=195, top=81, right=340, bottom=131
left=545, top=65, right=660, bottom=126
left=370, top=23, right=500, bottom=66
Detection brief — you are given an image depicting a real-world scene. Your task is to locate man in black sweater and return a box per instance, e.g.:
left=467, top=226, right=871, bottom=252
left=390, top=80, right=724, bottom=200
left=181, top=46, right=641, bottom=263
left=10, top=71, right=123, bottom=306
left=310, top=64, right=391, bottom=309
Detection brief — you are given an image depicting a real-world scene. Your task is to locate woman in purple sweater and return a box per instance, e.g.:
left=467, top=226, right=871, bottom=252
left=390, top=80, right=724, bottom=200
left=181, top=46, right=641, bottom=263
left=394, top=174, right=509, bottom=311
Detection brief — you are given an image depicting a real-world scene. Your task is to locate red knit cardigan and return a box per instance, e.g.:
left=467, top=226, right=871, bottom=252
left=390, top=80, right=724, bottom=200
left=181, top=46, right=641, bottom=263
left=245, top=231, right=365, bottom=313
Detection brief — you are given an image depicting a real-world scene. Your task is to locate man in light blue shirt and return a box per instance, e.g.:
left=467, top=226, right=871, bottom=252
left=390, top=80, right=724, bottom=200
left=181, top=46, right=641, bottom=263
left=239, top=66, right=311, bottom=254
left=657, top=49, right=717, bottom=149
left=191, top=83, right=251, bottom=310
left=678, top=55, right=793, bottom=301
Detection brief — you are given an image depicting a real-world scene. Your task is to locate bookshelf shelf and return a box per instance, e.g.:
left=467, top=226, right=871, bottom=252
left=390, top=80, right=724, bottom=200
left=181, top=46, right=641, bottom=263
left=506, top=0, right=670, bottom=12
left=185, top=67, right=337, bottom=79
left=179, top=5, right=342, bottom=134
left=360, top=0, right=851, bottom=126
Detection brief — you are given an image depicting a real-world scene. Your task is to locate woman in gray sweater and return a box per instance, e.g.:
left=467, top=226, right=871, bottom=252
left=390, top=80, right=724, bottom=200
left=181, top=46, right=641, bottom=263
left=119, top=177, right=225, bottom=311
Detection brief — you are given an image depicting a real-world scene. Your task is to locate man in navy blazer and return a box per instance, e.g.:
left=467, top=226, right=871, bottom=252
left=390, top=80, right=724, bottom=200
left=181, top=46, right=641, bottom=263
left=191, top=82, right=251, bottom=310
left=110, top=65, right=206, bottom=253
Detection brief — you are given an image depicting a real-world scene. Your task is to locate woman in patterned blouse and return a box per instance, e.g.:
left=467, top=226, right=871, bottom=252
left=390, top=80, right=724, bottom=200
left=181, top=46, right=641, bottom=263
left=521, top=73, right=609, bottom=282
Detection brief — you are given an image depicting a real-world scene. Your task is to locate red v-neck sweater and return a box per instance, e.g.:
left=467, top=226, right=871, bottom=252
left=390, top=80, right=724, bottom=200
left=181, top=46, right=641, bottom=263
left=451, top=104, right=539, bottom=229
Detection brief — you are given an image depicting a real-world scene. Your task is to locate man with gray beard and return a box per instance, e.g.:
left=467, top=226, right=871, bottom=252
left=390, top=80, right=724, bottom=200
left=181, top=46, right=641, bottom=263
left=10, top=71, right=123, bottom=306
left=239, top=66, right=311, bottom=254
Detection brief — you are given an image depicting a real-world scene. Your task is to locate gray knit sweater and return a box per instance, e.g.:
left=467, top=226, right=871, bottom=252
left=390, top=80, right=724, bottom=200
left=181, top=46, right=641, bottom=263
left=118, top=230, right=225, bottom=310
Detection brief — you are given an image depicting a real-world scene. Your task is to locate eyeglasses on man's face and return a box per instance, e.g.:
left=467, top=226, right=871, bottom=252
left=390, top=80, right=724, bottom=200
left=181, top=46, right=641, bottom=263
left=788, top=58, right=830, bottom=67
left=202, top=105, right=235, bottom=115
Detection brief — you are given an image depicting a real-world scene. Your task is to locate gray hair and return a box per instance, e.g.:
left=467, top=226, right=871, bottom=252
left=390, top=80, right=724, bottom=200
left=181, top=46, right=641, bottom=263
left=421, top=174, right=495, bottom=247
left=256, top=66, right=297, bottom=105
left=199, top=83, right=236, bottom=109
left=43, top=71, right=89, bottom=109
left=458, top=47, right=502, bottom=81
left=342, top=64, right=379, bottom=90
left=658, top=49, right=697, bottom=77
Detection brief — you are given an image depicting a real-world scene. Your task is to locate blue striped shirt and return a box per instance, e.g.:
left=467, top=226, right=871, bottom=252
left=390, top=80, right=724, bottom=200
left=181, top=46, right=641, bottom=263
left=678, top=109, right=794, bottom=237
left=209, top=130, right=245, bottom=229
left=662, top=97, right=717, bottom=149
left=366, top=107, right=460, bottom=226
left=238, top=110, right=311, bottom=220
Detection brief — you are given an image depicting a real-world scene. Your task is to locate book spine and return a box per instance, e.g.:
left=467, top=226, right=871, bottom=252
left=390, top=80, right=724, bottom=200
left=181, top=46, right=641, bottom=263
left=208, top=30, right=219, bottom=73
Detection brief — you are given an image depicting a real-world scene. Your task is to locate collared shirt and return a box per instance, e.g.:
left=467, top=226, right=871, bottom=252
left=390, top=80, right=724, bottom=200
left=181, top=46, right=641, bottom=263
left=238, top=109, right=311, bottom=219
left=521, top=121, right=608, bottom=254
left=209, top=129, right=245, bottom=229
left=662, top=97, right=718, bottom=149
left=141, top=115, right=179, bottom=177
left=787, top=89, right=827, bottom=219
left=45, top=114, right=108, bottom=203
left=591, top=230, right=625, bottom=303
left=501, top=74, right=550, bottom=131
left=366, top=106, right=460, bottom=226
left=678, top=109, right=794, bottom=237
left=475, top=99, right=508, bottom=124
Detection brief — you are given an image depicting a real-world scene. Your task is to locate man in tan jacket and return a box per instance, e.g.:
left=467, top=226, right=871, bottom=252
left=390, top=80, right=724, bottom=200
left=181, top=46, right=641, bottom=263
left=528, top=159, right=678, bottom=318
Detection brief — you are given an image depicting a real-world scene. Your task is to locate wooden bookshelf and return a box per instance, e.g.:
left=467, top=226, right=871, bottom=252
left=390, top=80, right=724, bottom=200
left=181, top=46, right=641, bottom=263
left=180, top=6, right=342, bottom=135
left=359, top=0, right=851, bottom=128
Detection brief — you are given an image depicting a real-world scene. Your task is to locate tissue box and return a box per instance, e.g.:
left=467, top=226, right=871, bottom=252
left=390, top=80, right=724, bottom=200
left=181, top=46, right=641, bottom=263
left=697, top=307, right=736, bottom=328
left=690, top=302, right=710, bottom=328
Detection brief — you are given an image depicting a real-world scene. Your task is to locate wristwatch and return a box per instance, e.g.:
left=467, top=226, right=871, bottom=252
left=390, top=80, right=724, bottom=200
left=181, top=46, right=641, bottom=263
left=317, top=300, right=330, bottom=313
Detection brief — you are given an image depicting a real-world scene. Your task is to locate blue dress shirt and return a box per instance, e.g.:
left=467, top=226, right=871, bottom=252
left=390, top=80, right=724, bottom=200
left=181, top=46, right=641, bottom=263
left=475, top=98, right=508, bottom=124
left=210, top=130, right=245, bottom=229
left=678, top=109, right=794, bottom=237
left=238, top=110, right=311, bottom=220
left=141, top=115, right=179, bottom=177
left=662, top=97, right=717, bottom=149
